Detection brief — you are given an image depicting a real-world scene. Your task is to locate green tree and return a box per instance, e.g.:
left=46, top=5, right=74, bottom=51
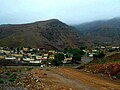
left=52, top=59, right=62, bottom=66
left=52, top=53, right=64, bottom=66
left=54, top=53, right=64, bottom=60
left=64, top=48, right=85, bottom=64
left=79, top=46, right=87, bottom=50
left=72, top=53, right=81, bottom=63
left=66, top=54, right=70, bottom=58
left=71, top=49, right=85, bottom=63
left=93, top=52, right=105, bottom=59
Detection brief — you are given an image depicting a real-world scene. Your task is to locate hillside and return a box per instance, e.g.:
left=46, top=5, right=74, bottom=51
left=0, top=19, right=83, bottom=50
left=74, top=17, right=120, bottom=45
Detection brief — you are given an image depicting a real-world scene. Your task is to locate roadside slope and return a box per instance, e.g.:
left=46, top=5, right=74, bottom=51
left=55, top=67, right=120, bottom=90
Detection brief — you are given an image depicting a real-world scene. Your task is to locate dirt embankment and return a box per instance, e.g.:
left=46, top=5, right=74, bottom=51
left=56, top=67, right=120, bottom=90
left=19, top=67, right=120, bottom=90
left=84, top=63, right=120, bottom=79
left=0, top=67, right=120, bottom=90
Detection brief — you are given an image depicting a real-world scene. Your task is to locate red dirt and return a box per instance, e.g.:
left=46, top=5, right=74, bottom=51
left=17, top=67, right=120, bottom=90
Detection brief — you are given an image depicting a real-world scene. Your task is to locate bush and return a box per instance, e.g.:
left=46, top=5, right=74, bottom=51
left=54, top=53, right=64, bottom=61
left=93, top=52, right=105, bottom=60
left=52, top=59, right=62, bottom=66
left=5, top=72, right=11, bottom=76
left=116, top=74, right=120, bottom=79
left=9, top=77, right=16, bottom=82
left=0, top=78, right=4, bottom=84
left=9, top=73, right=17, bottom=82
left=72, top=53, right=81, bottom=63
left=52, top=53, right=64, bottom=66
left=25, top=67, right=33, bottom=71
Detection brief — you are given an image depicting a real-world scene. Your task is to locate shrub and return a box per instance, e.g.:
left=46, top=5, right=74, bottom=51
left=0, top=77, right=4, bottom=84
left=52, top=53, right=64, bottom=66
left=116, top=73, right=120, bottom=79
left=9, top=77, right=16, bottom=82
left=52, top=59, right=62, bottom=66
left=5, top=72, right=11, bottom=76
left=9, top=73, right=17, bottom=82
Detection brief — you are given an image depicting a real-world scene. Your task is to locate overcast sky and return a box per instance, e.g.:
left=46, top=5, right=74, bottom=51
left=0, top=0, right=120, bottom=24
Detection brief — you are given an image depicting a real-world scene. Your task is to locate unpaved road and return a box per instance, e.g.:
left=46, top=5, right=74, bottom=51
left=28, top=67, right=120, bottom=90
left=1, top=67, right=119, bottom=90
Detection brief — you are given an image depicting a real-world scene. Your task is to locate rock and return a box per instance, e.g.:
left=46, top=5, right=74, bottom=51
left=44, top=73, right=47, bottom=75
left=86, top=71, right=90, bottom=73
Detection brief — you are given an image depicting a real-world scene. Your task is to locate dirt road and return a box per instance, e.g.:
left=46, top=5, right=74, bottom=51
left=23, top=67, right=120, bottom=90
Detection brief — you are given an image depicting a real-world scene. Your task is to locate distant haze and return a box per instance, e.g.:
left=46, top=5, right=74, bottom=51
left=0, top=0, right=120, bottom=25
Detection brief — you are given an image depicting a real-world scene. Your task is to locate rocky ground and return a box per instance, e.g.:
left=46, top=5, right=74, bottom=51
left=84, top=62, right=120, bottom=79
left=0, top=66, right=120, bottom=90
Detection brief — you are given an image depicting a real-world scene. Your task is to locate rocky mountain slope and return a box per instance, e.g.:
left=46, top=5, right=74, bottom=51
left=0, top=19, right=83, bottom=50
left=74, top=17, right=120, bottom=45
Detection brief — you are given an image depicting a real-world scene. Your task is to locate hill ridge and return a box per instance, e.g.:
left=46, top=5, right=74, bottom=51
left=0, top=19, right=83, bottom=50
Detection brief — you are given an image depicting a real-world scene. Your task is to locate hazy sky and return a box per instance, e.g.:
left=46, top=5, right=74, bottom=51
left=0, top=0, right=120, bottom=24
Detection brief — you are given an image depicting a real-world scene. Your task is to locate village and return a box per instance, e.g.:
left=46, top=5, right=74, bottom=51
left=0, top=46, right=120, bottom=90
left=0, top=46, right=119, bottom=66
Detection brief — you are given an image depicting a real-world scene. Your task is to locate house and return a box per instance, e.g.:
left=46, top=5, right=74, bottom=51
left=49, top=50, right=56, bottom=54
left=36, top=55, right=42, bottom=60
left=0, top=56, right=4, bottom=59
left=63, top=57, right=72, bottom=64
left=92, top=49, right=99, bottom=53
left=22, top=58, right=34, bottom=62
left=29, top=60, right=41, bottom=64
left=42, top=54, right=48, bottom=60
left=12, top=54, right=23, bottom=61
left=4, top=50, right=11, bottom=55
left=49, top=55, right=54, bottom=60
left=112, top=46, right=120, bottom=50
left=64, top=57, right=72, bottom=61
left=89, top=54, right=93, bottom=57
left=0, top=47, right=4, bottom=50
left=43, top=54, right=48, bottom=57
left=40, top=57, right=48, bottom=64
left=0, top=50, right=4, bottom=53
left=27, top=53, right=32, bottom=57
left=12, top=54, right=23, bottom=57
left=101, top=46, right=106, bottom=49
left=42, top=57, right=48, bottom=60
left=5, top=56, right=16, bottom=60
left=23, top=47, right=29, bottom=52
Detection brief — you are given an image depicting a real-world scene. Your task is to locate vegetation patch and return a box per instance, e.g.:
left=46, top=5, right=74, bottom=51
left=8, top=73, right=17, bottom=82
left=115, top=73, right=120, bottom=79
left=0, top=67, right=33, bottom=85
left=0, top=77, right=4, bottom=84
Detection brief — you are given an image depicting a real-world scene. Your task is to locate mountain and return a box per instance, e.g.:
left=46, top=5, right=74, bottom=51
left=74, top=17, right=120, bottom=45
left=0, top=19, right=83, bottom=50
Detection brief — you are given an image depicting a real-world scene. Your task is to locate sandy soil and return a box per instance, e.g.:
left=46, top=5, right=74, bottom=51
left=54, top=67, right=120, bottom=90
left=1, top=67, right=120, bottom=90
left=21, top=67, right=120, bottom=90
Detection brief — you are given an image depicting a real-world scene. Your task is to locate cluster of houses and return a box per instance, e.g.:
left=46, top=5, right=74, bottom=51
left=88, top=46, right=119, bottom=55
left=81, top=46, right=120, bottom=64
left=0, top=46, right=119, bottom=66
left=0, top=47, right=73, bottom=66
